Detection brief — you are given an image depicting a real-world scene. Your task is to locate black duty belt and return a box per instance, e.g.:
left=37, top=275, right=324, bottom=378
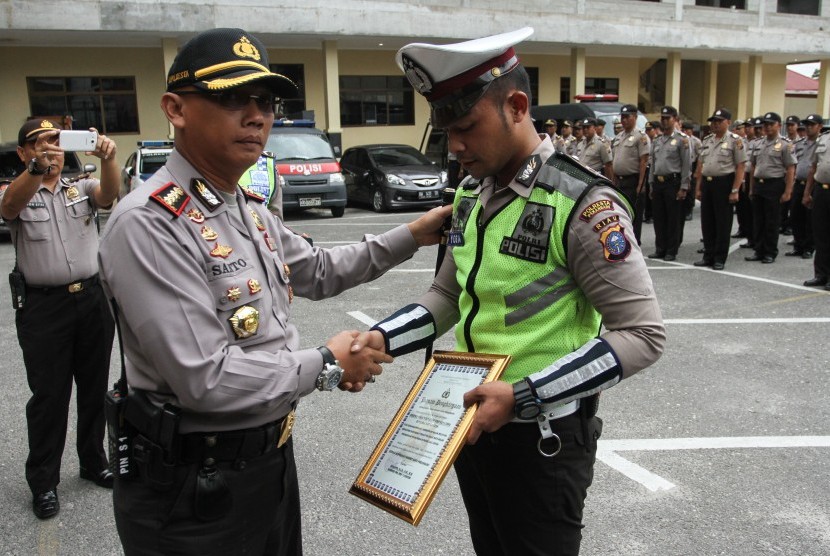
left=27, top=274, right=99, bottom=295
left=178, top=416, right=290, bottom=464
left=704, top=174, right=734, bottom=182
left=618, top=174, right=639, bottom=181
left=655, top=173, right=680, bottom=183
left=756, top=177, right=784, bottom=184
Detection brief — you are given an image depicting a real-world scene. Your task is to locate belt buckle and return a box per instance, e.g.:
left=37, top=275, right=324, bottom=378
left=823, top=184, right=829, bottom=190
left=758, top=178, right=765, bottom=183
left=277, top=410, right=295, bottom=448
left=68, top=282, right=83, bottom=293
left=706, top=176, right=713, bottom=182
left=657, top=175, right=665, bottom=183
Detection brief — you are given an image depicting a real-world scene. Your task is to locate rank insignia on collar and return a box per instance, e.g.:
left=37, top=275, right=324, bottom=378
left=249, top=207, right=266, bottom=230
left=210, top=243, right=234, bottom=258
left=229, top=305, right=259, bottom=339
left=264, top=232, right=277, bottom=251
left=66, top=186, right=80, bottom=200
left=242, top=188, right=266, bottom=203
left=247, top=279, right=261, bottom=295
left=516, top=154, right=542, bottom=187
left=186, top=208, right=205, bottom=223
left=191, top=179, right=223, bottom=211
left=200, top=225, right=218, bottom=241
left=599, top=224, right=631, bottom=262
left=150, top=183, right=190, bottom=217
left=227, top=287, right=241, bottom=302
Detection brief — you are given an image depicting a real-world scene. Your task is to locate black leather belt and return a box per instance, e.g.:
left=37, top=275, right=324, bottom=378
left=704, top=174, right=734, bottom=182
left=178, top=416, right=289, bottom=464
left=618, top=174, right=638, bottom=180
left=27, top=274, right=99, bottom=295
left=655, top=173, right=680, bottom=183
left=756, top=177, right=784, bottom=184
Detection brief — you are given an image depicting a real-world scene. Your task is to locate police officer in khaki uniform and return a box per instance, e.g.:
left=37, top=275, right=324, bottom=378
left=680, top=121, right=701, bottom=229
left=803, top=117, right=830, bottom=289
left=745, top=112, right=796, bottom=263
left=544, top=118, right=566, bottom=153
left=570, top=121, right=584, bottom=156
left=0, top=119, right=120, bottom=519
left=578, top=117, right=614, bottom=179
left=560, top=120, right=576, bottom=156
left=352, top=27, right=664, bottom=556
left=98, top=28, right=450, bottom=555
left=788, top=114, right=821, bottom=259
left=612, top=104, right=650, bottom=242
left=694, top=108, right=747, bottom=270
left=647, top=106, right=691, bottom=261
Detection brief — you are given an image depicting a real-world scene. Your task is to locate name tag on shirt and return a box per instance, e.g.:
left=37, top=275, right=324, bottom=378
left=66, top=195, right=90, bottom=207
left=27, top=201, right=46, bottom=208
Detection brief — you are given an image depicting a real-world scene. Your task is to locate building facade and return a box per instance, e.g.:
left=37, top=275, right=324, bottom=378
left=1, top=0, right=829, bottom=168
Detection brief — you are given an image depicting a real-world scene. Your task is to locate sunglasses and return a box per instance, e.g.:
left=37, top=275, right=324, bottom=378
left=176, top=90, right=279, bottom=113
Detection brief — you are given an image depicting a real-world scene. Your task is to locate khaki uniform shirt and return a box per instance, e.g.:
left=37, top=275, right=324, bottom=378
left=751, top=136, right=796, bottom=178
left=688, top=134, right=702, bottom=165
left=562, top=136, right=577, bottom=157
left=420, top=137, right=665, bottom=377
left=0, top=176, right=102, bottom=286
left=549, top=133, right=566, bottom=154
left=700, top=132, right=747, bottom=177
left=649, top=130, right=692, bottom=190
left=99, top=150, right=419, bottom=433
left=794, top=137, right=816, bottom=182
left=579, top=134, right=613, bottom=172
left=812, top=132, right=830, bottom=184
left=612, top=128, right=650, bottom=177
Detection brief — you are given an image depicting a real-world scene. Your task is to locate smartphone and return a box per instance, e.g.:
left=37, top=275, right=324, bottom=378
left=59, top=130, right=98, bottom=152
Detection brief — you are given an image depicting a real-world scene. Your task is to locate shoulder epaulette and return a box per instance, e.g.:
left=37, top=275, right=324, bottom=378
left=149, top=182, right=190, bottom=217
left=781, top=136, right=792, bottom=143
left=548, top=152, right=613, bottom=189
left=461, top=175, right=480, bottom=190
left=64, top=173, right=92, bottom=184
left=241, top=187, right=266, bottom=203
left=703, top=133, right=714, bottom=140
left=260, top=150, right=276, bottom=159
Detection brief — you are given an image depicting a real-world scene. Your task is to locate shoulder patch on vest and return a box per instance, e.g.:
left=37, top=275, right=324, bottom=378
left=149, top=182, right=190, bottom=217
left=515, top=154, right=542, bottom=187
left=460, top=175, right=480, bottom=190
left=241, top=187, right=266, bottom=203
left=191, top=179, right=224, bottom=211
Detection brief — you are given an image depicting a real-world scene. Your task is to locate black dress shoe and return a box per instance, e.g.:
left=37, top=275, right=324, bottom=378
left=647, top=252, right=665, bottom=259
left=80, top=467, right=114, bottom=489
left=762, top=256, right=775, bottom=264
left=663, top=254, right=676, bottom=262
left=745, top=254, right=763, bottom=262
left=33, top=490, right=59, bottom=519
left=803, top=277, right=827, bottom=287
left=784, top=250, right=803, bottom=257
left=712, top=262, right=725, bottom=270
left=802, top=252, right=814, bottom=259
left=693, top=259, right=713, bottom=267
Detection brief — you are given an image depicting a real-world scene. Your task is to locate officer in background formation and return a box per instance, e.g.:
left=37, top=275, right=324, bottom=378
left=694, top=108, right=746, bottom=270
left=351, top=27, right=664, bottom=556
left=577, top=117, right=614, bottom=180
left=780, top=115, right=801, bottom=236
left=0, top=120, right=120, bottom=519
left=569, top=120, right=583, bottom=156
left=560, top=120, right=577, bottom=156
left=788, top=114, right=822, bottom=259
left=595, top=118, right=609, bottom=143
left=612, top=104, right=650, bottom=243
left=680, top=122, right=701, bottom=226
left=730, top=120, right=753, bottom=242
left=544, top=118, right=566, bottom=153
left=803, top=115, right=830, bottom=289
left=745, top=112, right=795, bottom=264
left=98, top=28, right=450, bottom=554
left=647, top=106, right=691, bottom=261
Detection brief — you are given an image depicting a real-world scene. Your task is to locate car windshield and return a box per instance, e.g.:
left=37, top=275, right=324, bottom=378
left=140, top=153, right=170, bottom=175
left=369, top=146, right=431, bottom=167
left=0, top=149, right=82, bottom=177
left=265, top=133, right=335, bottom=161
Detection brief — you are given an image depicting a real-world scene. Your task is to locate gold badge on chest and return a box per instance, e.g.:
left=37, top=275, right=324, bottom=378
left=249, top=208, right=266, bottom=231
left=66, top=186, right=80, bottom=200
left=229, top=305, right=259, bottom=339
left=247, top=279, right=261, bottom=295
left=186, top=208, right=205, bottom=223
left=200, top=225, right=218, bottom=241
left=210, top=243, right=234, bottom=258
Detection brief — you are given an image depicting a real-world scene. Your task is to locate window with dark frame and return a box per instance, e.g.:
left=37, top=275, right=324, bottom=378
left=339, top=76, right=415, bottom=127
left=694, top=0, right=746, bottom=8
left=27, top=76, right=139, bottom=134
left=776, top=0, right=820, bottom=15
left=269, top=63, right=307, bottom=118
left=559, top=77, right=620, bottom=103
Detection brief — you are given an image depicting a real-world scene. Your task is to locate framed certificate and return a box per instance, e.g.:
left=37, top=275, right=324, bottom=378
left=350, top=351, right=510, bottom=525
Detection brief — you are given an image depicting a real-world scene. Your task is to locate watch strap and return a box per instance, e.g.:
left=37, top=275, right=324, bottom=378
left=28, top=158, right=47, bottom=176
left=513, top=379, right=540, bottom=419
left=316, top=345, right=337, bottom=367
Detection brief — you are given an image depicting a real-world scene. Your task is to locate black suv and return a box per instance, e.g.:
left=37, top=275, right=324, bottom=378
left=0, top=143, right=96, bottom=237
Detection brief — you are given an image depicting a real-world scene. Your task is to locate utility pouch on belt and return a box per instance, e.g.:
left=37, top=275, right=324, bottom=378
left=195, top=460, right=233, bottom=522
left=125, top=390, right=181, bottom=491
left=9, top=267, right=26, bottom=310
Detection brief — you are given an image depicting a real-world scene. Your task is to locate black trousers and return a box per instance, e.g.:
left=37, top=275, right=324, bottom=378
left=735, top=180, right=754, bottom=242
left=15, top=281, right=114, bottom=494
left=651, top=177, right=681, bottom=256
left=617, top=175, right=643, bottom=243
left=454, top=411, right=602, bottom=556
left=790, top=180, right=813, bottom=254
left=115, top=437, right=301, bottom=556
left=700, top=174, right=735, bottom=264
left=751, top=178, right=786, bottom=259
left=812, top=185, right=830, bottom=280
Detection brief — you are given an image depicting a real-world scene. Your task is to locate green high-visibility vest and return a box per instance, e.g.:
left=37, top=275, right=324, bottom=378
left=451, top=155, right=620, bottom=383
left=239, top=153, right=277, bottom=205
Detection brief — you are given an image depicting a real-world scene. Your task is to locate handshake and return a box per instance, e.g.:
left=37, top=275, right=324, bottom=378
left=324, top=329, right=390, bottom=392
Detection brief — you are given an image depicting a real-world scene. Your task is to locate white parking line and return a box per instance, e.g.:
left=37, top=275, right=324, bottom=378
left=598, top=436, right=830, bottom=492
left=664, top=317, right=830, bottom=324
left=347, top=311, right=378, bottom=327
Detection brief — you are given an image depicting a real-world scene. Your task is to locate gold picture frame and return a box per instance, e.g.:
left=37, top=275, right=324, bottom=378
left=350, top=350, right=511, bottom=525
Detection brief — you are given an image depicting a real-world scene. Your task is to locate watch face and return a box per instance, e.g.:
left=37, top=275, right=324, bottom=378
left=518, top=403, right=541, bottom=420
left=325, top=368, right=343, bottom=390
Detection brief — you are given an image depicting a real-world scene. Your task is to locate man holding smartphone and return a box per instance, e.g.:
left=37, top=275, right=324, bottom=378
left=0, top=119, right=120, bottom=519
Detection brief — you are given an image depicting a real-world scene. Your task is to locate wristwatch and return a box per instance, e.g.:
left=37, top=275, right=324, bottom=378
left=27, top=158, right=49, bottom=176
left=315, top=346, right=343, bottom=391
left=513, top=379, right=542, bottom=420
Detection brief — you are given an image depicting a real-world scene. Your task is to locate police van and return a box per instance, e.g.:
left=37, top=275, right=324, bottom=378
left=264, top=119, right=347, bottom=218
left=120, top=140, right=173, bottom=198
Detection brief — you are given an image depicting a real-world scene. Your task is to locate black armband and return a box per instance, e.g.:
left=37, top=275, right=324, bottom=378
left=370, top=303, right=437, bottom=357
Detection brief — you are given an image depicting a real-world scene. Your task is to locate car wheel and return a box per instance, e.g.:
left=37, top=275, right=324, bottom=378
left=372, top=188, right=387, bottom=213
left=330, top=205, right=345, bottom=218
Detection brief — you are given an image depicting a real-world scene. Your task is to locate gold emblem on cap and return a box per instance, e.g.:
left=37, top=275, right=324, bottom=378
left=248, top=279, right=261, bottom=295
left=229, top=305, right=259, bottom=339
left=40, top=120, right=56, bottom=129
left=186, top=208, right=205, bottom=223
left=249, top=208, right=265, bottom=231
left=233, top=36, right=261, bottom=61
left=491, top=67, right=502, bottom=78
left=66, top=186, right=80, bottom=200
left=227, top=287, right=241, bottom=302
left=200, top=225, right=218, bottom=241
left=210, top=243, right=234, bottom=258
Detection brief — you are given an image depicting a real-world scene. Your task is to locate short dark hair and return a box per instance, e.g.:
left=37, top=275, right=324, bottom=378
left=485, top=64, right=533, bottom=108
